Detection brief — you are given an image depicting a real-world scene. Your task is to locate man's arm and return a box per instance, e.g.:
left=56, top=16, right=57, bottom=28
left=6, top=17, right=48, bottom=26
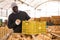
left=8, top=15, right=16, bottom=29
left=24, top=12, right=30, bottom=20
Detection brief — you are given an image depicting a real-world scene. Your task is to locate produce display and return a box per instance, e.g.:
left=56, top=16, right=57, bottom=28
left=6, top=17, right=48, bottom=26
left=0, top=26, right=13, bottom=40
left=8, top=33, right=23, bottom=40
left=1, top=17, right=60, bottom=40
left=0, top=25, right=60, bottom=40
left=48, top=26, right=60, bottom=32
left=47, top=26, right=60, bottom=40
left=8, top=33, right=52, bottom=40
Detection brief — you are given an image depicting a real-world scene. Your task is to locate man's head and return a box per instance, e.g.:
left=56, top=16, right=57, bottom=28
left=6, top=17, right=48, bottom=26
left=11, top=3, right=18, bottom=13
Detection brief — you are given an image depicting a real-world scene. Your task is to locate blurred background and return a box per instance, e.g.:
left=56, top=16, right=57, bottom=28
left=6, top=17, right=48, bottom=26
left=0, top=0, right=60, bottom=22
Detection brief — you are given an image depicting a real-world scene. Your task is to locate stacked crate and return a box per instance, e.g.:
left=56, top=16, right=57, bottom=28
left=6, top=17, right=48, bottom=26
left=51, top=16, right=60, bottom=25
left=40, top=17, right=51, bottom=22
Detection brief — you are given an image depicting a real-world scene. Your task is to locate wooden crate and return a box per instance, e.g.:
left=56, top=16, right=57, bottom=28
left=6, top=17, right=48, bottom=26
left=34, top=18, right=40, bottom=21
left=40, top=17, right=51, bottom=22
left=51, top=16, right=60, bottom=25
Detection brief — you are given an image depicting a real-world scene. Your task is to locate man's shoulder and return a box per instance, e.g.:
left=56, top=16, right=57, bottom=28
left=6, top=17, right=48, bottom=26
left=19, top=11, right=26, bottom=13
left=9, top=13, right=13, bottom=17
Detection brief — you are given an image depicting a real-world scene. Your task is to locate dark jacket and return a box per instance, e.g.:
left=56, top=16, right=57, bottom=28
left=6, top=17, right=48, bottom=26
left=8, top=11, right=30, bottom=33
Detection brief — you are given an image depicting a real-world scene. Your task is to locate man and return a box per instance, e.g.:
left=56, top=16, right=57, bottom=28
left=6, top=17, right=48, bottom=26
left=8, top=3, right=30, bottom=33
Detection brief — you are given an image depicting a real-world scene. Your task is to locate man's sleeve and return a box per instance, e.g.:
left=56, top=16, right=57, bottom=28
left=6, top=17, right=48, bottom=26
left=24, top=12, right=30, bottom=20
left=8, top=15, right=16, bottom=29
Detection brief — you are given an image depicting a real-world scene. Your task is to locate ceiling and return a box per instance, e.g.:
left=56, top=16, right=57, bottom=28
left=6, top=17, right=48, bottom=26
left=18, top=0, right=60, bottom=9
left=0, top=0, right=60, bottom=19
left=0, top=0, right=59, bottom=9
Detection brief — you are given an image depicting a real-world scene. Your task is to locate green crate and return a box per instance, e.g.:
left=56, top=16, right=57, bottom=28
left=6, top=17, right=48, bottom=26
left=0, top=19, right=2, bottom=26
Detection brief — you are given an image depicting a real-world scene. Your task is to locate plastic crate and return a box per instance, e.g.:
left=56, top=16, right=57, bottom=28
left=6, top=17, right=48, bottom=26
left=22, top=21, right=46, bottom=34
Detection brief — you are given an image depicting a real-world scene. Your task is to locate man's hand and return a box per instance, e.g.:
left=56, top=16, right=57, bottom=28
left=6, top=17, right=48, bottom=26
left=15, top=19, right=21, bottom=25
left=28, top=18, right=34, bottom=21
